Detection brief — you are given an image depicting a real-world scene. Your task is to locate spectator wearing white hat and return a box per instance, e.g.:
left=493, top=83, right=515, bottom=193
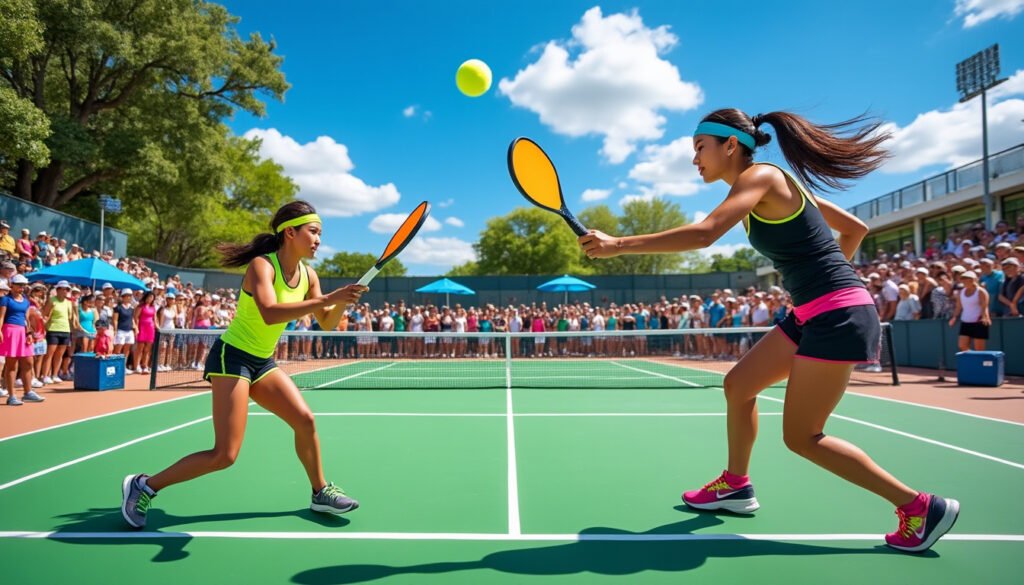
left=894, top=284, right=921, bottom=321
left=949, top=271, right=990, bottom=351
left=0, top=274, right=45, bottom=405
left=66, top=243, right=83, bottom=262
left=41, top=280, right=77, bottom=384
left=113, top=288, right=137, bottom=374
left=999, top=258, right=1023, bottom=317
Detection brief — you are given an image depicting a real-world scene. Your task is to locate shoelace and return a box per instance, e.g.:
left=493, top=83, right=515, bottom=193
left=702, top=476, right=731, bottom=492
left=321, top=484, right=347, bottom=499
left=135, top=491, right=152, bottom=515
left=895, top=508, right=923, bottom=539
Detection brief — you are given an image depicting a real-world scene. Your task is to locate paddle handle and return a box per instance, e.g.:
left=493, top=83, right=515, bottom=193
left=561, top=210, right=588, bottom=237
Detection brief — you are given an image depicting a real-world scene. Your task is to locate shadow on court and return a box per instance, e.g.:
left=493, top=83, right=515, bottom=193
left=291, top=510, right=930, bottom=584
left=49, top=506, right=350, bottom=562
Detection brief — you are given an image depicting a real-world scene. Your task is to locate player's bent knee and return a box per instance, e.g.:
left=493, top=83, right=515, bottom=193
left=209, top=448, right=240, bottom=470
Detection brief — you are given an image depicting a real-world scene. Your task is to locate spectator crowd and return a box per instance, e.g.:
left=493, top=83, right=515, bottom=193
left=1, top=216, right=1022, bottom=406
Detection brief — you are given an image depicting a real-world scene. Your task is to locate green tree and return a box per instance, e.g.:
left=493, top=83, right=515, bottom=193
left=709, top=247, right=762, bottom=272
left=474, top=207, right=590, bottom=275
left=445, top=261, right=479, bottom=277
left=317, top=251, right=407, bottom=278
left=0, top=0, right=288, bottom=208
left=115, top=134, right=298, bottom=267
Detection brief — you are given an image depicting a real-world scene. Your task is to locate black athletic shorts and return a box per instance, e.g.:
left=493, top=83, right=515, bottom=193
left=203, top=338, right=278, bottom=384
left=46, top=332, right=71, bottom=346
left=959, top=321, right=989, bottom=340
left=777, top=304, right=881, bottom=363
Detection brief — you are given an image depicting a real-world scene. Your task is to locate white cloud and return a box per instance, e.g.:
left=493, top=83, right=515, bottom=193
left=498, top=7, right=703, bottom=163
left=438, top=198, right=455, bottom=208
left=628, top=136, right=702, bottom=196
left=315, top=244, right=337, bottom=258
left=444, top=217, right=464, bottom=228
left=698, top=243, right=750, bottom=259
left=693, top=211, right=709, bottom=223
left=581, top=188, right=611, bottom=202
left=617, top=181, right=628, bottom=189
left=618, top=193, right=656, bottom=206
left=955, top=0, right=1024, bottom=27
left=369, top=213, right=442, bottom=234
left=402, top=237, right=477, bottom=266
left=244, top=128, right=400, bottom=217
left=403, top=105, right=432, bottom=121
left=880, top=69, right=1024, bottom=174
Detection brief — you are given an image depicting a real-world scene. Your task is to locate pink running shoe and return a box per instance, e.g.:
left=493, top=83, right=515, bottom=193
left=682, top=470, right=759, bottom=514
left=885, top=493, right=960, bottom=553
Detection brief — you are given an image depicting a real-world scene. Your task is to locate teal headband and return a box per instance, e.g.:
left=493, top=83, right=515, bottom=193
left=693, top=122, right=756, bottom=151
left=275, top=213, right=322, bottom=233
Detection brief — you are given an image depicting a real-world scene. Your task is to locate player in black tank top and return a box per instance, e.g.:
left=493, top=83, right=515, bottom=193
left=578, top=109, right=958, bottom=553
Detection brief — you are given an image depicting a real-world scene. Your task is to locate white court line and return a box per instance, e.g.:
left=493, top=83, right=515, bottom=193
left=654, top=359, right=1024, bottom=427
left=756, top=395, right=1024, bottom=471
left=1, top=530, right=1021, bottom=542
left=0, top=416, right=212, bottom=492
left=246, top=412, right=784, bottom=418
left=506, top=369, right=521, bottom=535
left=0, top=391, right=210, bottom=444
left=842, top=391, right=1024, bottom=428
left=609, top=361, right=701, bottom=388
left=311, top=363, right=397, bottom=389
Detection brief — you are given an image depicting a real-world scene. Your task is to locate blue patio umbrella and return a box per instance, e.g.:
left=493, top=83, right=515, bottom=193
left=26, top=258, right=149, bottom=292
left=536, top=274, right=596, bottom=304
left=415, top=277, right=475, bottom=307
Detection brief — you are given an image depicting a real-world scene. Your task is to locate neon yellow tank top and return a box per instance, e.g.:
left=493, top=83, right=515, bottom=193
left=48, top=297, right=73, bottom=333
left=220, top=252, right=309, bottom=358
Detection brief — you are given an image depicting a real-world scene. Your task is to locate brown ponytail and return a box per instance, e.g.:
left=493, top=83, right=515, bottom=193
left=216, top=200, right=318, bottom=268
left=701, top=108, right=891, bottom=192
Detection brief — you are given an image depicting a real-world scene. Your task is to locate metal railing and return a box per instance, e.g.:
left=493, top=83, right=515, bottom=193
left=849, top=143, right=1024, bottom=221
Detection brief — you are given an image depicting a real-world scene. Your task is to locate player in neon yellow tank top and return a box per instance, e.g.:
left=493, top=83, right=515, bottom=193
left=120, top=201, right=368, bottom=529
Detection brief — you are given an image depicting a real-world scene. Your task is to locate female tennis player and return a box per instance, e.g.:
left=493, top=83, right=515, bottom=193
left=121, top=200, right=367, bottom=529
left=579, top=109, right=958, bottom=553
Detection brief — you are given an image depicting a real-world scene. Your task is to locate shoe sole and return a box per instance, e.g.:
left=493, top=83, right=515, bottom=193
left=887, top=498, right=960, bottom=553
left=311, top=501, right=360, bottom=515
left=120, top=475, right=143, bottom=529
left=683, top=496, right=760, bottom=514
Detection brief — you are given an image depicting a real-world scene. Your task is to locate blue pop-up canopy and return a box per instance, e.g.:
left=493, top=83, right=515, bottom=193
left=415, top=277, right=475, bottom=307
left=26, top=258, right=149, bottom=291
left=537, top=274, right=596, bottom=304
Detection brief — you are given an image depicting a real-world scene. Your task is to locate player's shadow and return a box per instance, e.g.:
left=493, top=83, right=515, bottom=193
left=292, top=508, right=933, bottom=585
left=49, top=506, right=349, bottom=562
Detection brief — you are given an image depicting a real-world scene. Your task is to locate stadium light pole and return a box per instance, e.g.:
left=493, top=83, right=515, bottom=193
left=956, top=44, right=1007, bottom=231
left=98, top=195, right=122, bottom=255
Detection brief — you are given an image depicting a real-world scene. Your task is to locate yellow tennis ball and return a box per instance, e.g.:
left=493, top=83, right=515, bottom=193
left=456, top=59, right=492, bottom=97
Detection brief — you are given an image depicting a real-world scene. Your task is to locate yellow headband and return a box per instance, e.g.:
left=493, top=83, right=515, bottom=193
left=275, top=213, right=322, bottom=234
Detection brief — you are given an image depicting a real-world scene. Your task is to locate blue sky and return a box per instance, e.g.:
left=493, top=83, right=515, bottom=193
left=222, top=0, right=1024, bottom=275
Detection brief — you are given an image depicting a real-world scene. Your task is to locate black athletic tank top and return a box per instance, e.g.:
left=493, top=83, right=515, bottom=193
left=745, top=163, right=865, bottom=306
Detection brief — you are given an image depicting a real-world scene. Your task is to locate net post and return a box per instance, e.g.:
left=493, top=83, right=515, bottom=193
left=149, top=328, right=161, bottom=390
left=505, top=332, right=512, bottom=386
left=884, top=323, right=900, bottom=386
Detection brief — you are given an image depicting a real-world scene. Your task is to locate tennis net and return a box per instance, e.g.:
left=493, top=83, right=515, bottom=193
left=147, top=325, right=898, bottom=390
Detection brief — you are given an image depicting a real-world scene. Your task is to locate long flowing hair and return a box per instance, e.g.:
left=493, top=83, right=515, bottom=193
left=217, top=201, right=318, bottom=268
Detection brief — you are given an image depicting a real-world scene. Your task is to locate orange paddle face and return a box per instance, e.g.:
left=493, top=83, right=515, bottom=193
left=378, top=201, right=430, bottom=268
left=507, top=137, right=588, bottom=236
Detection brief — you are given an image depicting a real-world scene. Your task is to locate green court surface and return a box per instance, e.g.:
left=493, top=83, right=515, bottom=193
left=1, top=361, right=1022, bottom=584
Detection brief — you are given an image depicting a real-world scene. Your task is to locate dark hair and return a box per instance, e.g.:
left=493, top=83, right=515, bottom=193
left=216, top=200, right=318, bottom=268
left=700, top=108, right=891, bottom=192
left=141, top=291, right=156, bottom=305
left=81, top=294, right=94, bottom=303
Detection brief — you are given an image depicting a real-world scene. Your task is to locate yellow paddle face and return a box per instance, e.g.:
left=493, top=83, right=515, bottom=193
left=379, top=201, right=430, bottom=265
left=509, top=138, right=564, bottom=212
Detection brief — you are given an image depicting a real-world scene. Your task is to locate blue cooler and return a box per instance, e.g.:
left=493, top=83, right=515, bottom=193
left=956, top=351, right=1005, bottom=387
left=73, top=353, right=126, bottom=391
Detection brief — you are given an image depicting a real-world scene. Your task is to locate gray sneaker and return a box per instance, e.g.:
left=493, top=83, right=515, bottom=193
left=7, top=395, right=23, bottom=406
left=22, top=390, right=44, bottom=402
left=121, top=474, right=156, bottom=529
left=311, top=483, right=359, bottom=514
